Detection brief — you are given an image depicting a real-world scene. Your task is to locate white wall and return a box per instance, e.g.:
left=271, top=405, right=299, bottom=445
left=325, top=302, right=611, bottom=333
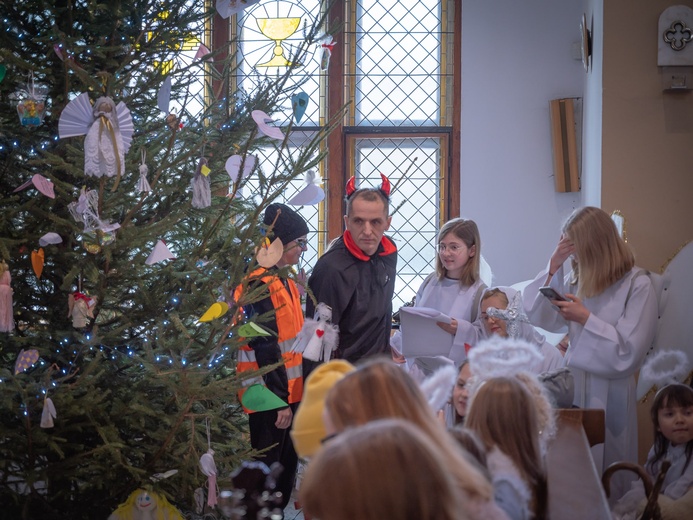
left=460, top=0, right=587, bottom=286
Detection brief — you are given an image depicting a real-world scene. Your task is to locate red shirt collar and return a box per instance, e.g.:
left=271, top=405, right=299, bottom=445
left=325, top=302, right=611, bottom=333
left=343, top=230, right=396, bottom=261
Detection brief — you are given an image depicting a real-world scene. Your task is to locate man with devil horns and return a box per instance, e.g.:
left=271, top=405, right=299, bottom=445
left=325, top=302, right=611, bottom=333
left=303, top=174, right=398, bottom=378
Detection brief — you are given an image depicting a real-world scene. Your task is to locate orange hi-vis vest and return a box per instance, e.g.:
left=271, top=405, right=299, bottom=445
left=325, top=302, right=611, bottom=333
left=235, top=268, right=304, bottom=412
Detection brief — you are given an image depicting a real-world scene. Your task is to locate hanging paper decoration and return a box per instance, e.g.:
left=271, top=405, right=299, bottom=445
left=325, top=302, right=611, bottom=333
left=157, top=76, right=172, bottom=113
left=241, top=384, right=288, bottom=412
left=39, top=233, right=63, bottom=247
left=199, top=419, right=218, bottom=508
left=59, top=92, right=134, bottom=182
left=68, top=187, right=121, bottom=234
left=146, top=240, right=176, bottom=265
left=320, top=36, right=336, bottom=71
left=13, top=73, right=48, bottom=127
left=137, top=150, right=152, bottom=194
left=14, top=349, right=39, bottom=374
left=0, top=260, right=14, bottom=333
left=251, top=110, right=284, bottom=140
left=255, top=238, right=283, bottom=268
left=68, top=292, right=97, bottom=329
left=291, top=303, right=339, bottom=362
left=237, top=322, right=272, bottom=338
left=191, top=157, right=211, bottom=209
left=40, top=395, right=57, bottom=428
left=291, top=91, right=309, bottom=124
left=31, top=248, right=44, bottom=279
left=198, top=301, right=229, bottom=323
left=225, top=154, right=256, bottom=183
left=288, top=169, right=324, bottom=205
left=13, top=173, right=55, bottom=199
left=194, top=44, right=210, bottom=60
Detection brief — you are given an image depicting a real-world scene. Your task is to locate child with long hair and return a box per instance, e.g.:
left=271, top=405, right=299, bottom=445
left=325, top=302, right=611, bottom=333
left=323, top=357, right=509, bottom=520
left=407, top=218, right=487, bottom=362
left=523, top=206, right=658, bottom=500
left=612, top=384, right=693, bottom=519
left=466, top=376, right=548, bottom=520
left=300, top=418, right=467, bottom=520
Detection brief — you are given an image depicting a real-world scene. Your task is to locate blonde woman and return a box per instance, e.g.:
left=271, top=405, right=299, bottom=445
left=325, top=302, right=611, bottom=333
left=300, top=418, right=467, bottom=520
left=323, top=358, right=509, bottom=520
left=523, top=206, right=658, bottom=500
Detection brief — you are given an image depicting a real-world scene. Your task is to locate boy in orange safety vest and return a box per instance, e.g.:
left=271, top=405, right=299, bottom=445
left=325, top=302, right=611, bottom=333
left=235, top=203, right=308, bottom=513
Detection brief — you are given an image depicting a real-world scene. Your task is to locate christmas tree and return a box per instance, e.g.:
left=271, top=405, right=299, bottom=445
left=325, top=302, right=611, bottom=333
left=0, top=1, right=332, bottom=518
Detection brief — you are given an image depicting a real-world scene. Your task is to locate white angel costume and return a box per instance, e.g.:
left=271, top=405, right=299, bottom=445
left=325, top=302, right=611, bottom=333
left=523, top=265, right=658, bottom=501
left=413, top=275, right=486, bottom=363
left=59, top=92, right=133, bottom=179
left=481, top=286, right=563, bottom=373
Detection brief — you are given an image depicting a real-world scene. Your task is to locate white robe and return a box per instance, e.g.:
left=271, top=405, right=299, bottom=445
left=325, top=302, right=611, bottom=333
left=523, top=265, right=658, bottom=500
left=415, top=276, right=485, bottom=363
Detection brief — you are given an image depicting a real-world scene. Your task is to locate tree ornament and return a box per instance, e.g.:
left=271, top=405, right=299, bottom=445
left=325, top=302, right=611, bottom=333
left=108, top=489, right=184, bottom=520
left=291, top=91, right=309, bottom=124
left=68, top=291, right=97, bottom=329
left=40, top=394, right=57, bottom=428
left=191, top=157, right=211, bottom=209
left=199, top=419, right=218, bottom=508
left=291, top=303, right=339, bottom=362
left=146, top=240, right=176, bottom=265
left=59, top=92, right=134, bottom=183
left=13, top=72, right=47, bottom=127
left=14, top=349, right=39, bottom=375
left=137, top=149, right=152, bottom=194
left=319, top=36, right=336, bottom=71
left=31, top=248, right=44, bottom=279
left=0, top=260, right=14, bottom=332
left=68, top=187, right=121, bottom=234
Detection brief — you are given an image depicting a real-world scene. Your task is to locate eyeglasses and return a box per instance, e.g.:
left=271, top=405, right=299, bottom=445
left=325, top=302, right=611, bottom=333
left=436, top=243, right=465, bottom=254
left=295, top=239, right=308, bottom=249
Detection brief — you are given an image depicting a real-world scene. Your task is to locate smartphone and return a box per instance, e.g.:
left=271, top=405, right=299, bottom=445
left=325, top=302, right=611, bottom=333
left=539, top=286, right=568, bottom=301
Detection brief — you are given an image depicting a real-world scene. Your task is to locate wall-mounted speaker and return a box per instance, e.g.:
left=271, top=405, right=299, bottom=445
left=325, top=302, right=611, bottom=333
left=550, top=98, right=581, bottom=192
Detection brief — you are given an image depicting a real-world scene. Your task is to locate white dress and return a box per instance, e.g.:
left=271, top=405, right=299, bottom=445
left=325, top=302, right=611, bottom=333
left=523, top=265, right=658, bottom=500
left=415, top=276, right=485, bottom=363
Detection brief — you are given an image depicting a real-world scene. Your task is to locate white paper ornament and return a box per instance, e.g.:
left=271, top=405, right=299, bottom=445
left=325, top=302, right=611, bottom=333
left=146, top=240, right=175, bottom=265
left=40, top=396, right=57, bottom=428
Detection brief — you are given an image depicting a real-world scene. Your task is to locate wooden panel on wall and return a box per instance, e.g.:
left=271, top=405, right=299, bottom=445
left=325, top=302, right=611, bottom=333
left=550, top=98, right=580, bottom=192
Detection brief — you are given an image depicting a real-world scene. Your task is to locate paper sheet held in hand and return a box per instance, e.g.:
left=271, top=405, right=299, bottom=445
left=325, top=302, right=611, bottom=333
left=399, top=307, right=453, bottom=357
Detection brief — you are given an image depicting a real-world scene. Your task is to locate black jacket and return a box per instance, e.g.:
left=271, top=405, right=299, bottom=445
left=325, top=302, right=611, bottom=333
left=306, top=233, right=397, bottom=362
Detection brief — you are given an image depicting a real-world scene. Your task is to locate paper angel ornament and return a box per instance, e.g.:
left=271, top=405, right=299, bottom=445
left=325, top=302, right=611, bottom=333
left=0, top=260, right=14, bottom=332
left=137, top=150, right=152, bottom=194
left=199, top=450, right=218, bottom=508
left=288, top=169, right=324, bottom=205
left=320, top=36, right=336, bottom=71
left=68, top=292, right=97, bottom=329
left=146, top=240, right=175, bottom=265
left=41, top=396, right=57, bottom=428
left=291, top=303, right=339, bottom=362
left=68, top=187, right=121, bottom=233
left=191, top=157, right=211, bottom=209
left=59, top=92, right=134, bottom=180
left=108, top=489, right=184, bottom=520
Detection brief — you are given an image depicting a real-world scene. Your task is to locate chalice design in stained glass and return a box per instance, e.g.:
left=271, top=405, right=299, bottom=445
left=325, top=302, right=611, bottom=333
left=255, top=17, right=302, bottom=67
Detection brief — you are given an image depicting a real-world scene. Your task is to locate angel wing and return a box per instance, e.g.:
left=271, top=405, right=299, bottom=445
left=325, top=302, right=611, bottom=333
left=59, top=92, right=93, bottom=138
left=116, top=101, right=134, bottom=153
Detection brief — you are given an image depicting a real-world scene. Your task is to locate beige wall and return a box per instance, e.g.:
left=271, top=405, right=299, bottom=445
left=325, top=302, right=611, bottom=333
left=603, top=0, right=693, bottom=463
left=603, top=0, right=693, bottom=274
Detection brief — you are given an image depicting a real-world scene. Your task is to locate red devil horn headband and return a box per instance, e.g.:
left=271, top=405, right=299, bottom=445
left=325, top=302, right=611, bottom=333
left=345, top=174, right=392, bottom=198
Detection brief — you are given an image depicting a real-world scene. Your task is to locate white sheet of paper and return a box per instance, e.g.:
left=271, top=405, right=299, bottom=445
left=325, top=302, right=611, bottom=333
left=399, top=307, right=454, bottom=358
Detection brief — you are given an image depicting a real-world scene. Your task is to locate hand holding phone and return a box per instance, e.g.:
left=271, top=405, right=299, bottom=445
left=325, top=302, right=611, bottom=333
left=539, top=286, right=568, bottom=302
